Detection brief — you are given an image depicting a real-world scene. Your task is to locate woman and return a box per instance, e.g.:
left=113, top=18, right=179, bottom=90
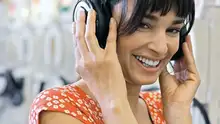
left=29, top=0, right=200, bottom=124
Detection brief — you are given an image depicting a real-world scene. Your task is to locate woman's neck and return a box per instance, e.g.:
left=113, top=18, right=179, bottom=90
left=126, top=82, right=142, bottom=114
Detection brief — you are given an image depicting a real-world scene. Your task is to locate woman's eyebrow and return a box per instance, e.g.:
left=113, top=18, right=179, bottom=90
left=143, top=14, right=159, bottom=22
left=143, top=14, right=185, bottom=26
left=143, top=14, right=185, bottom=24
left=172, top=18, right=185, bottom=25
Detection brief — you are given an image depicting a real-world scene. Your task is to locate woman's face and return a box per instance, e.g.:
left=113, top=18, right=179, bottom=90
left=112, top=1, right=184, bottom=85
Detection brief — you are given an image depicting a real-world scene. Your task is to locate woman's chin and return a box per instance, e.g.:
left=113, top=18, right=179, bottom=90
left=140, top=79, right=158, bottom=85
left=130, top=75, right=159, bottom=85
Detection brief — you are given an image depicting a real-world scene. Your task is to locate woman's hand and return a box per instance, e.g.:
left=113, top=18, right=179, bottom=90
left=73, top=8, right=138, bottom=124
left=73, top=9, right=127, bottom=103
left=159, top=36, right=201, bottom=124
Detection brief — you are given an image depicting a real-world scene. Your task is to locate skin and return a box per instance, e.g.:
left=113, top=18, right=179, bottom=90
left=40, top=0, right=200, bottom=124
left=77, top=0, right=183, bottom=118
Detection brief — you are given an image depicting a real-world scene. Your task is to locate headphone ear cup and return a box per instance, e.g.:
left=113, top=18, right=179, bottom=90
left=73, top=0, right=112, bottom=49
left=92, top=1, right=112, bottom=49
left=171, top=26, right=188, bottom=60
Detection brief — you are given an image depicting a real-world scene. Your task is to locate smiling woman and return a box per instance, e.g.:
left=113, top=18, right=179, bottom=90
left=29, top=0, right=200, bottom=124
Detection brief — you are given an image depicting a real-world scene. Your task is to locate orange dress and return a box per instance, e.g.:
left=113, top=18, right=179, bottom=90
left=29, top=84, right=166, bottom=124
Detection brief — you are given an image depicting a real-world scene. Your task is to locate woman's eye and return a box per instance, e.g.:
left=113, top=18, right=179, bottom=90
left=139, top=23, right=151, bottom=29
left=167, top=28, right=181, bottom=34
left=166, top=28, right=181, bottom=36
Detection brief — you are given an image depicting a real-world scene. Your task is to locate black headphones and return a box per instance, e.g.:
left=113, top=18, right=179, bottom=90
left=72, top=0, right=191, bottom=60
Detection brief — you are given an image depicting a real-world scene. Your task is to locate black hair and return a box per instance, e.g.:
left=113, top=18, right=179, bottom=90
left=116, top=0, right=195, bottom=36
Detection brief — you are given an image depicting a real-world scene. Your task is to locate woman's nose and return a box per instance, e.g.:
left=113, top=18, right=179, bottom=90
left=147, top=33, right=168, bottom=57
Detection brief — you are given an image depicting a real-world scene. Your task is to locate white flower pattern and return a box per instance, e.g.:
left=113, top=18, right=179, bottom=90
left=29, top=85, right=165, bottom=124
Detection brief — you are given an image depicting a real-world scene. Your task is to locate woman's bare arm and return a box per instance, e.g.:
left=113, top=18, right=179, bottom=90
left=40, top=111, right=83, bottom=124
left=99, top=98, right=138, bottom=124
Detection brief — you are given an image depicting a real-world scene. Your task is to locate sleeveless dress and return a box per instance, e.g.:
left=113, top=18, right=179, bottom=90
left=29, top=84, right=166, bottom=124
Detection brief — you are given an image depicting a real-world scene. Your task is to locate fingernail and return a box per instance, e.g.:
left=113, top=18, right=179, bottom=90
left=92, top=9, right=96, bottom=15
left=77, top=8, right=84, bottom=20
left=110, top=18, right=114, bottom=23
left=79, top=8, right=85, bottom=12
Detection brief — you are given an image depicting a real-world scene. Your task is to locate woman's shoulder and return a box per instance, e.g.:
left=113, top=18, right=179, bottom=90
left=140, top=91, right=165, bottom=123
left=140, top=91, right=162, bottom=102
left=30, top=84, right=92, bottom=110
left=140, top=91, right=163, bottom=110
left=29, top=84, right=104, bottom=124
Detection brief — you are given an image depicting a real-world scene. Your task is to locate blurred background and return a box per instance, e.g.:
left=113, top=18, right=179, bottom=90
left=0, top=0, right=219, bottom=124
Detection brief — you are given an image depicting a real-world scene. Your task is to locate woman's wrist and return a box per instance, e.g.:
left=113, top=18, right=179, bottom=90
left=164, top=105, right=192, bottom=124
left=98, top=97, right=129, bottom=114
left=98, top=97, right=138, bottom=124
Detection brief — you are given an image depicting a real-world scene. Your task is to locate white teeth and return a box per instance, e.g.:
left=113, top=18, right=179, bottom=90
left=149, top=60, right=153, bottom=65
left=154, top=61, right=160, bottom=65
left=135, top=55, right=160, bottom=67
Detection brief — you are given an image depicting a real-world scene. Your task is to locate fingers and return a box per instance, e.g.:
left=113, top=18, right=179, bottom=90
left=73, top=21, right=81, bottom=73
left=182, top=41, right=200, bottom=88
left=74, top=46, right=81, bottom=66
left=72, top=22, right=77, bottom=47
left=75, top=9, right=89, bottom=58
left=159, top=66, right=178, bottom=92
left=159, top=67, right=170, bottom=85
left=173, top=59, right=181, bottom=72
left=186, top=35, right=193, bottom=54
left=173, top=36, right=193, bottom=81
left=173, top=35, right=192, bottom=73
left=106, top=18, right=117, bottom=53
left=160, top=66, right=169, bottom=78
left=85, top=10, right=100, bottom=54
left=72, top=22, right=76, bottom=34
left=183, top=42, right=196, bottom=75
left=173, top=58, right=188, bottom=81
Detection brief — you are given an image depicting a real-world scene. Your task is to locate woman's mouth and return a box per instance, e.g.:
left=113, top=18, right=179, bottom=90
left=133, top=55, right=162, bottom=72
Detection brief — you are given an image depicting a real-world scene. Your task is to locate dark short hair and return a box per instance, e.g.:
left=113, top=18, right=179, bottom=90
left=116, top=0, right=195, bottom=36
